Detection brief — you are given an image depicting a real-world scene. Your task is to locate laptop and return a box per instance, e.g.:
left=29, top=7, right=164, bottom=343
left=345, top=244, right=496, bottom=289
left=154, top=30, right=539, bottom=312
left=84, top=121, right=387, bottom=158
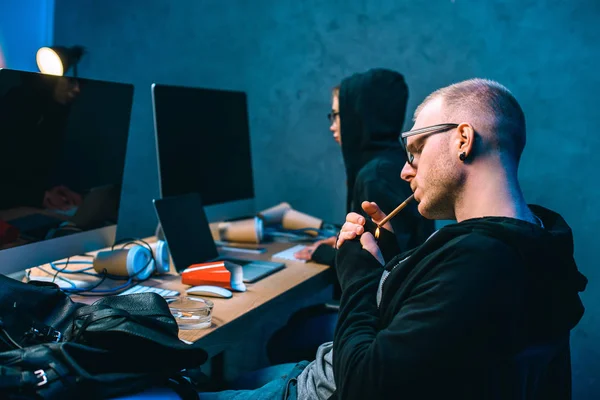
left=153, top=192, right=285, bottom=283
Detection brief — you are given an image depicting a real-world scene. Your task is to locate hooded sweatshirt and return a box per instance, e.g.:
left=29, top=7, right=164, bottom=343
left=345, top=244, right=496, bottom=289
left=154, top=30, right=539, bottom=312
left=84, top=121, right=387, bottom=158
left=312, top=69, right=434, bottom=265
left=330, top=205, right=587, bottom=400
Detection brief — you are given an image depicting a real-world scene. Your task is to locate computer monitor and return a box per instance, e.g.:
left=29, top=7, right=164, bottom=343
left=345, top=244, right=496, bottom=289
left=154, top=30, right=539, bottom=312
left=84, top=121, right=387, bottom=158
left=151, top=83, right=255, bottom=222
left=0, top=68, right=134, bottom=275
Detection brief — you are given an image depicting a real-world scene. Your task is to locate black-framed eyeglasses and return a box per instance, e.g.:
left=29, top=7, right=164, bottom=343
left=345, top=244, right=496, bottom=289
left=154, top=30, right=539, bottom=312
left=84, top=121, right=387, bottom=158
left=400, top=123, right=459, bottom=165
left=327, top=111, right=340, bottom=124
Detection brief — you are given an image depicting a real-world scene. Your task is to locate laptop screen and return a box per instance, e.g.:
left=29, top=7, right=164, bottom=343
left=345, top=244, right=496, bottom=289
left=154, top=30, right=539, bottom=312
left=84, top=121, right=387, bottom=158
left=153, top=192, right=219, bottom=272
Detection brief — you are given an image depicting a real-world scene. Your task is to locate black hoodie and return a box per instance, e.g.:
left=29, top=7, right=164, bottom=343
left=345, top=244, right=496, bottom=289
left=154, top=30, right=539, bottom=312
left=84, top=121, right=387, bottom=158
left=312, top=69, right=434, bottom=265
left=332, top=205, right=587, bottom=399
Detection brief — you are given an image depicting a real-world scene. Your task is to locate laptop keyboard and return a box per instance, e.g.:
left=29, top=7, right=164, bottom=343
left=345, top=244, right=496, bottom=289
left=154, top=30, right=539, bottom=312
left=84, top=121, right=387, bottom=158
left=118, top=285, right=180, bottom=297
left=241, top=263, right=284, bottom=283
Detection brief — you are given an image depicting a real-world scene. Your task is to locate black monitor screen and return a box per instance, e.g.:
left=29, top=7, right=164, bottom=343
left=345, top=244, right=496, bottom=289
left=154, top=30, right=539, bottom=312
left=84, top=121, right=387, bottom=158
left=0, top=69, right=133, bottom=250
left=152, top=84, right=255, bottom=206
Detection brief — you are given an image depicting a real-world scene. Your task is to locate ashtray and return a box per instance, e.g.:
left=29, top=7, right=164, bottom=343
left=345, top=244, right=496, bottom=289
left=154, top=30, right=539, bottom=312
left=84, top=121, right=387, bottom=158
left=165, top=296, right=214, bottom=330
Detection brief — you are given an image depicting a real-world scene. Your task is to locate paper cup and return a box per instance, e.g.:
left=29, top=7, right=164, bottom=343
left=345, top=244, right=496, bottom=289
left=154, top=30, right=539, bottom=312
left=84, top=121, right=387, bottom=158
left=93, top=247, right=153, bottom=279
left=258, top=202, right=292, bottom=225
left=282, top=209, right=323, bottom=236
left=218, top=217, right=263, bottom=243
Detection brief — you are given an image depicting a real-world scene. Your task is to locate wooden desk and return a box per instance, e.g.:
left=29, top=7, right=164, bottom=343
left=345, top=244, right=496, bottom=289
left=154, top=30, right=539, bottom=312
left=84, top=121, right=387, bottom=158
left=26, top=238, right=334, bottom=360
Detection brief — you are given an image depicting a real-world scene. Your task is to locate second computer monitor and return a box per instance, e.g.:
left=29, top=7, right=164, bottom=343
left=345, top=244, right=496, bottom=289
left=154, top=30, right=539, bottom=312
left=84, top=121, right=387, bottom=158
left=151, top=83, right=255, bottom=221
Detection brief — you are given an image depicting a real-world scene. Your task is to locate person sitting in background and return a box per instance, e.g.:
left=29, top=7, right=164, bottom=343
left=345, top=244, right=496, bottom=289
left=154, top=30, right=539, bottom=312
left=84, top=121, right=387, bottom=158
left=294, top=68, right=434, bottom=263
left=267, top=69, right=435, bottom=365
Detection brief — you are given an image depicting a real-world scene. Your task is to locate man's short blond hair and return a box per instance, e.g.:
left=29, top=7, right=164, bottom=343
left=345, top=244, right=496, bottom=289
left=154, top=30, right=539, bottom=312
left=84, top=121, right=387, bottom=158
left=415, top=79, right=526, bottom=163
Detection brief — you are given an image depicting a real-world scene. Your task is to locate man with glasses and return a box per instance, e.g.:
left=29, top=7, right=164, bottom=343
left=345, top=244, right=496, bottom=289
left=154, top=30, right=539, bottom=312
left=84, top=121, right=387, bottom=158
left=332, top=78, right=587, bottom=399
left=201, top=78, right=586, bottom=400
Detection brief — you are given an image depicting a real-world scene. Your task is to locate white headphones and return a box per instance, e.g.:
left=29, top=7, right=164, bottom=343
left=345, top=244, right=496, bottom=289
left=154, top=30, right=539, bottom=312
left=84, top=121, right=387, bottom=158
left=93, top=239, right=170, bottom=280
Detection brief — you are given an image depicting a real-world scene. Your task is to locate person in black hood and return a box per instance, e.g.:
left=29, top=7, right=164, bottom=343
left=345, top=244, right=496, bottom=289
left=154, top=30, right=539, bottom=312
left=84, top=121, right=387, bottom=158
left=330, top=78, right=588, bottom=400
left=294, top=68, right=434, bottom=263
left=267, top=69, right=434, bottom=366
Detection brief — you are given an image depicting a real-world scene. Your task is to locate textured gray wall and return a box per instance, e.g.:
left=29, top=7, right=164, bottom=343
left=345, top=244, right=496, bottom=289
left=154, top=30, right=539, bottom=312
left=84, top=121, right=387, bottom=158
left=54, top=0, right=599, bottom=397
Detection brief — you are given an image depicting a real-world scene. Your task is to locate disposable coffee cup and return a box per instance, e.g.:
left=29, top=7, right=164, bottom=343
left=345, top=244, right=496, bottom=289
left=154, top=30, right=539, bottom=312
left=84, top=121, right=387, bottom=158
left=218, top=217, right=263, bottom=243
left=93, top=247, right=153, bottom=280
left=258, top=202, right=292, bottom=225
left=282, top=209, right=323, bottom=236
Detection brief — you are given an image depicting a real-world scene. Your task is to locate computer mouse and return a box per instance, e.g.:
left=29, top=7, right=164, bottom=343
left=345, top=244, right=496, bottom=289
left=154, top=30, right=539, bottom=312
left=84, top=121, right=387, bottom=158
left=186, top=285, right=233, bottom=299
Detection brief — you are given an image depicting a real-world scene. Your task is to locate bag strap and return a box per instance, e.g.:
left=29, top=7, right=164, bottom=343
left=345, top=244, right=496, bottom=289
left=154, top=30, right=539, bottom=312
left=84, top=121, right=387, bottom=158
left=71, top=303, right=116, bottom=320
left=0, top=364, right=58, bottom=393
left=72, top=302, right=174, bottom=321
left=70, top=307, right=132, bottom=342
left=69, top=306, right=176, bottom=343
left=77, top=307, right=132, bottom=323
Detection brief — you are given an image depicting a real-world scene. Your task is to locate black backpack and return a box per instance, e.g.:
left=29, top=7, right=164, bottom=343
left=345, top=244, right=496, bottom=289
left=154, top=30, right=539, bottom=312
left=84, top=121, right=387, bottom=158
left=0, top=275, right=208, bottom=399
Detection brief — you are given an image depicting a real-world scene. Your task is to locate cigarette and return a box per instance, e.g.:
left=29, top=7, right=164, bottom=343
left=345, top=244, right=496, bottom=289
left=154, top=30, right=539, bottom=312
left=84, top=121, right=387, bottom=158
left=374, top=194, right=415, bottom=239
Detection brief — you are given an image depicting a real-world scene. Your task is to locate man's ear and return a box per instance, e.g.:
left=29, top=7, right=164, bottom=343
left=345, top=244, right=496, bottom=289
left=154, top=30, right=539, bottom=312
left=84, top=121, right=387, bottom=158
left=455, top=123, right=475, bottom=160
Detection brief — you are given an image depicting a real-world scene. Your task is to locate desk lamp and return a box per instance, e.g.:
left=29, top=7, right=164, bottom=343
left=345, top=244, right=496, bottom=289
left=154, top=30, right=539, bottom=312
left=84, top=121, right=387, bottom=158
left=36, top=45, right=84, bottom=77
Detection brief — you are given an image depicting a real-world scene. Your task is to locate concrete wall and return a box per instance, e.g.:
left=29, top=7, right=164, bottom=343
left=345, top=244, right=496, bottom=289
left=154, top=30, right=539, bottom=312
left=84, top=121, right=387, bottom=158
left=53, top=0, right=600, bottom=397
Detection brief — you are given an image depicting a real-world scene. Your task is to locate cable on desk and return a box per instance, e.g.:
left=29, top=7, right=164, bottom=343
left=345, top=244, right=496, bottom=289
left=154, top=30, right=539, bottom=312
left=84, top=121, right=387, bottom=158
left=51, top=257, right=71, bottom=283
left=36, top=266, right=79, bottom=289
left=35, top=237, right=156, bottom=296
left=49, top=260, right=94, bottom=274
left=112, top=237, right=154, bottom=258
left=63, top=277, right=132, bottom=296
left=264, top=226, right=337, bottom=242
left=60, top=274, right=109, bottom=294
left=49, top=261, right=134, bottom=281
left=108, top=237, right=157, bottom=279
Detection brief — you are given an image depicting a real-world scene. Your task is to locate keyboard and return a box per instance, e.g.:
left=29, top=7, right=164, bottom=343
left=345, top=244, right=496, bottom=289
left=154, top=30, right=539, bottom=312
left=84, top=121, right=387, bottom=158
left=271, top=244, right=307, bottom=263
left=118, top=284, right=180, bottom=297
